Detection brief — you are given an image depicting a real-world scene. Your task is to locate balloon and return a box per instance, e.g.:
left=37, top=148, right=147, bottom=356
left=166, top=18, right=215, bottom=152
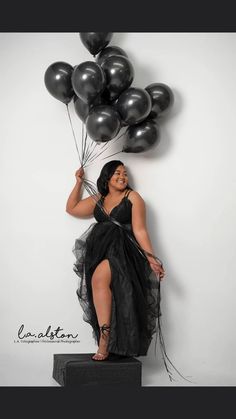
left=72, top=61, right=106, bottom=104
left=86, top=105, right=121, bottom=142
left=74, top=94, right=105, bottom=123
left=101, top=55, right=134, bottom=101
left=123, top=119, right=160, bottom=153
left=145, top=83, right=174, bottom=118
left=73, top=96, right=90, bottom=122
left=44, top=61, right=74, bottom=104
left=96, top=46, right=128, bottom=66
left=79, top=33, right=113, bottom=55
left=116, top=87, right=152, bottom=125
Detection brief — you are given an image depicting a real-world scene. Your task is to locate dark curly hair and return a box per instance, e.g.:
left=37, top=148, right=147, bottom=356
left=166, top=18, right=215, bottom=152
left=97, top=160, right=133, bottom=197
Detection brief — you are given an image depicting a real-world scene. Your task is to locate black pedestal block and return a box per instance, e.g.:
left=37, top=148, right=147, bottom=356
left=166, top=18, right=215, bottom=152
left=53, top=353, right=142, bottom=387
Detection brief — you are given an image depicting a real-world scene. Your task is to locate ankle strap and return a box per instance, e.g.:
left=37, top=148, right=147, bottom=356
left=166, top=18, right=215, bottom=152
left=100, top=323, right=110, bottom=337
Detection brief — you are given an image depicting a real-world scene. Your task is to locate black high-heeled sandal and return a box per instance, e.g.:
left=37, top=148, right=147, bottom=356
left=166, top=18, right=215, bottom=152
left=91, top=324, right=111, bottom=361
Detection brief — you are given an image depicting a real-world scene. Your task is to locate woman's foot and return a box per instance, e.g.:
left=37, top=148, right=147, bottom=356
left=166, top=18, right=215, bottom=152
left=92, top=324, right=110, bottom=361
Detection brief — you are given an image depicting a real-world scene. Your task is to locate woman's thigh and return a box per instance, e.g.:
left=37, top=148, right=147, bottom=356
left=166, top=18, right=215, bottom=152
left=91, top=259, right=112, bottom=289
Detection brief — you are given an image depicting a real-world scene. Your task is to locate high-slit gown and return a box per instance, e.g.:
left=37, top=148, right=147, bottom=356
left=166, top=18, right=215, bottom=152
left=72, top=188, right=161, bottom=357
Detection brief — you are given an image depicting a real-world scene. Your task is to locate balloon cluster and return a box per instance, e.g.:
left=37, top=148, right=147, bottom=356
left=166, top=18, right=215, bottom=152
left=44, top=33, right=174, bottom=164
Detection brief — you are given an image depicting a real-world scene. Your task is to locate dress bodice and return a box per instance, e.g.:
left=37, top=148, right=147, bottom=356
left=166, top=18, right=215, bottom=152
left=93, top=189, right=132, bottom=225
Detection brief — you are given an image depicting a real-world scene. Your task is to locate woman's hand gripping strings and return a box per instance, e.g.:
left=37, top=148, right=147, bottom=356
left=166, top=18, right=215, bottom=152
left=75, top=166, right=85, bottom=184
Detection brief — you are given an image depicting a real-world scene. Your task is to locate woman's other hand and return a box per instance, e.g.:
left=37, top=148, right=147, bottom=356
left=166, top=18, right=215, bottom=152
left=149, top=261, right=165, bottom=279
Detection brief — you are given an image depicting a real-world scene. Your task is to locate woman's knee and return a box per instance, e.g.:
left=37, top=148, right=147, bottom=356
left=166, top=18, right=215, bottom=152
left=91, top=259, right=111, bottom=290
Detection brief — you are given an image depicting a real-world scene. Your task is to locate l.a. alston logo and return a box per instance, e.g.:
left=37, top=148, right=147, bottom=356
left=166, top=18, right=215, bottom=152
left=17, top=324, right=79, bottom=341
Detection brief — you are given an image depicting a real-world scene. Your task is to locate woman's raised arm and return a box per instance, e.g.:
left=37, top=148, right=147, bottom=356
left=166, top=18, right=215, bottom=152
left=66, top=167, right=99, bottom=218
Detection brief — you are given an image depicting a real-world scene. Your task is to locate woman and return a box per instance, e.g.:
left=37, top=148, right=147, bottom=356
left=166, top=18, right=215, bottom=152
left=66, top=160, right=165, bottom=361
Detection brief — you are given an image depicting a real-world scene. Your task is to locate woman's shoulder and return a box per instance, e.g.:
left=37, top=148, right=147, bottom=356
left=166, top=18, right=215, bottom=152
left=126, top=189, right=144, bottom=203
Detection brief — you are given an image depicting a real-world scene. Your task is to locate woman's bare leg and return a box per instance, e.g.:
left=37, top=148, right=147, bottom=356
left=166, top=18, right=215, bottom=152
left=91, top=259, right=112, bottom=360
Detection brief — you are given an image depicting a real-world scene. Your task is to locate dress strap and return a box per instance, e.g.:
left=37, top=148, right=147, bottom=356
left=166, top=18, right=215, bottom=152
left=125, top=188, right=132, bottom=198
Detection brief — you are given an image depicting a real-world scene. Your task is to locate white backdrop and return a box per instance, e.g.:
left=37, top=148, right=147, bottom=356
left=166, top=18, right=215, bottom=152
left=0, top=33, right=236, bottom=386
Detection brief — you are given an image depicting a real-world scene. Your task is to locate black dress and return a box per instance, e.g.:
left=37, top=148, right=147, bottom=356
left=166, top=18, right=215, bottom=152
left=72, top=188, right=161, bottom=357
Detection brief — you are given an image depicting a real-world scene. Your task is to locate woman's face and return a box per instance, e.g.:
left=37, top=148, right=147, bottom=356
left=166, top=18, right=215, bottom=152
left=108, top=165, right=128, bottom=191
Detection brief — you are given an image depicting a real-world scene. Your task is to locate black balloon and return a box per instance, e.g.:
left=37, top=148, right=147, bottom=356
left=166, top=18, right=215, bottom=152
left=96, top=46, right=128, bottom=66
left=86, top=105, right=121, bottom=142
left=123, top=119, right=160, bottom=153
left=72, top=61, right=106, bottom=104
left=74, top=94, right=105, bottom=122
left=116, top=87, right=152, bottom=125
left=79, top=33, right=113, bottom=55
left=101, top=55, right=134, bottom=102
left=44, top=61, right=74, bottom=104
left=73, top=96, right=90, bottom=122
left=145, top=83, right=174, bottom=118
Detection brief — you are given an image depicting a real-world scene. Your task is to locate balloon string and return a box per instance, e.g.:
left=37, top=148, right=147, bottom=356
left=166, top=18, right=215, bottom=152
left=114, top=129, right=127, bottom=142
left=82, top=130, right=101, bottom=167
left=83, top=130, right=126, bottom=167
left=84, top=140, right=124, bottom=167
left=100, top=149, right=124, bottom=160
left=81, top=123, right=85, bottom=163
left=66, top=104, right=82, bottom=166
left=82, top=132, right=90, bottom=164
left=82, top=125, right=92, bottom=165
left=81, top=126, right=89, bottom=165
left=83, top=146, right=111, bottom=167
left=83, top=131, right=99, bottom=168
left=83, top=132, right=92, bottom=165
left=116, top=231, right=195, bottom=384
left=84, top=139, right=109, bottom=165
left=83, top=139, right=99, bottom=166
left=84, top=148, right=123, bottom=168
left=153, top=278, right=196, bottom=384
left=100, top=140, right=110, bottom=149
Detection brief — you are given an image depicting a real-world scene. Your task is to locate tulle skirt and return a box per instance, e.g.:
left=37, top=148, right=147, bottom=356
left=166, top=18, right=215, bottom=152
left=72, top=220, right=161, bottom=357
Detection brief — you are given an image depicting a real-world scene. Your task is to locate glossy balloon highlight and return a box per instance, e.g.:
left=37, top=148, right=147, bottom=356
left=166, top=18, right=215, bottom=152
left=116, top=87, right=152, bottom=125
left=101, top=55, right=134, bottom=101
left=96, top=46, right=128, bottom=66
left=79, top=33, right=113, bottom=55
left=123, top=119, right=160, bottom=153
left=44, top=61, right=74, bottom=104
left=145, top=83, right=174, bottom=118
left=72, top=61, right=106, bottom=104
left=86, top=105, right=121, bottom=142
